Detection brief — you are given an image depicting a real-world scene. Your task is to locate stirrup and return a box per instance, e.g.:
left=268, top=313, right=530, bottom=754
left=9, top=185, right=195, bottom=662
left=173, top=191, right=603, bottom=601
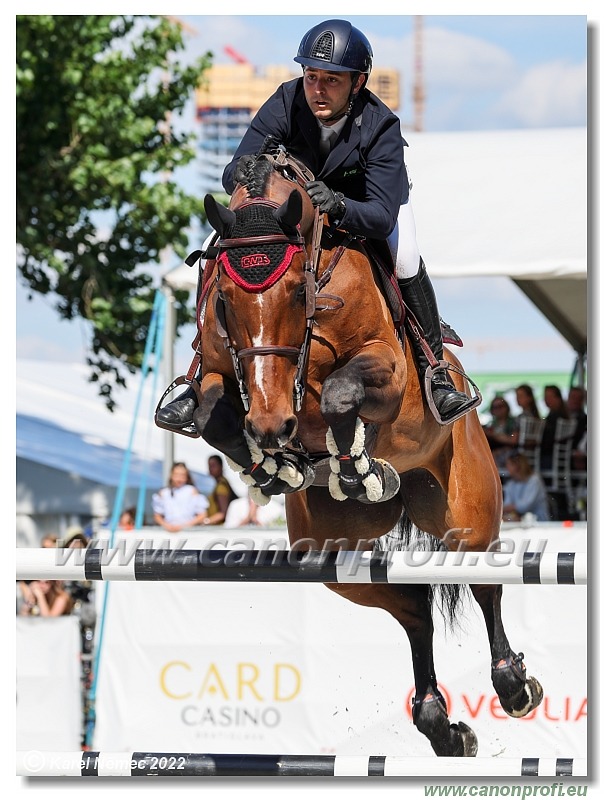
left=154, top=375, right=202, bottom=439
left=424, top=360, right=482, bottom=426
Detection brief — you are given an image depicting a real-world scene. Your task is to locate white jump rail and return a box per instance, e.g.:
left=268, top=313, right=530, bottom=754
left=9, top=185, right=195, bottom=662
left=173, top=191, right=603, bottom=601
left=16, top=751, right=587, bottom=777
left=16, top=548, right=587, bottom=585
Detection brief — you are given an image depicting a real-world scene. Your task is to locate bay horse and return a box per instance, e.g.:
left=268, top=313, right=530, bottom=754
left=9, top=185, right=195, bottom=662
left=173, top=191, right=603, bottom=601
left=189, top=150, right=543, bottom=756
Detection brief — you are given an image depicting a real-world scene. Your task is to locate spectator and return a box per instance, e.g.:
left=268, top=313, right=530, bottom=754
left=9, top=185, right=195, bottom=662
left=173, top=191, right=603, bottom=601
left=18, top=579, right=73, bottom=617
left=482, top=396, right=518, bottom=469
left=152, top=462, right=209, bottom=532
left=119, top=507, right=136, bottom=531
left=502, top=452, right=550, bottom=523
left=515, top=384, right=541, bottom=419
left=59, top=527, right=96, bottom=629
left=566, top=386, right=587, bottom=450
left=540, top=385, right=569, bottom=471
left=236, top=494, right=261, bottom=527
left=203, top=455, right=238, bottom=526
left=61, top=525, right=89, bottom=549
left=41, top=534, right=58, bottom=548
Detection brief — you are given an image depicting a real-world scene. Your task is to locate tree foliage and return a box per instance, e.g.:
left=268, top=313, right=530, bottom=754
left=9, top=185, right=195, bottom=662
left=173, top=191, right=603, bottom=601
left=17, top=15, right=212, bottom=409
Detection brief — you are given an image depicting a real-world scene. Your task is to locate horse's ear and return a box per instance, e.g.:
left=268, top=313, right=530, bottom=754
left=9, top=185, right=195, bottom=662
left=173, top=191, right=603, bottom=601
left=273, top=190, right=303, bottom=231
left=204, top=194, right=236, bottom=236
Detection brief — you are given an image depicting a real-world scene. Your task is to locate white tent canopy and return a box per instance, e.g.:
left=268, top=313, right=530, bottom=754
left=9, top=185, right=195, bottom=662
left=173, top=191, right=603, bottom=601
left=165, top=127, right=587, bottom=355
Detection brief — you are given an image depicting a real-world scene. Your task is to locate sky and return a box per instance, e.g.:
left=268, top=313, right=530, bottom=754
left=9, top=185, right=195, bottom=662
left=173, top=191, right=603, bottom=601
left=13, top=9, right=591, bottom=389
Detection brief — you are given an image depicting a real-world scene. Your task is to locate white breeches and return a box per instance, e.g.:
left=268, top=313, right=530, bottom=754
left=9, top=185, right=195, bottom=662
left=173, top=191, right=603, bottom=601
left=387, top=201, right=421, bottom=279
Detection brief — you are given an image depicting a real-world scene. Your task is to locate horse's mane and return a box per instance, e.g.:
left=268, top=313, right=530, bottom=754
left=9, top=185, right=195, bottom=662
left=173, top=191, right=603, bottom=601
left=244, top=157, right=275, bottom=198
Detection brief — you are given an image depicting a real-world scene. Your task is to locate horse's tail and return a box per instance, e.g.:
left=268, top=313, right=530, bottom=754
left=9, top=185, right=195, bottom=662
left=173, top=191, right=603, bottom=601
left=374, top=510, right=469, bottom=631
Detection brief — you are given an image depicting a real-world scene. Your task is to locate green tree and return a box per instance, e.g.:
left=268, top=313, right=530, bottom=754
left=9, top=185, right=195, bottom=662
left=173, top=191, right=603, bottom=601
left=17, top=15, right=212, bottom=409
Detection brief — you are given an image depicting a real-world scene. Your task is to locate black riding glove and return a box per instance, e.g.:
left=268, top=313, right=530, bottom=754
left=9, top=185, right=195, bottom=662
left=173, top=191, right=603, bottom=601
left=305, top=181, right=346, bottom=221
left=233, top=155, right=256, bottom=185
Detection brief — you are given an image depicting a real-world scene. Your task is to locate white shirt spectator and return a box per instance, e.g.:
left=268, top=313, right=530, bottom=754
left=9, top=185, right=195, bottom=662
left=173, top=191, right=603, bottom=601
left=152, top=485, right=208, bottom=526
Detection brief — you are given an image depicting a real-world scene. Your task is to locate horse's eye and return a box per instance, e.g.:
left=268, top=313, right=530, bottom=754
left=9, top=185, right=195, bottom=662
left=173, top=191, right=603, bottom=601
left=295, top=284, right=306, bottom=303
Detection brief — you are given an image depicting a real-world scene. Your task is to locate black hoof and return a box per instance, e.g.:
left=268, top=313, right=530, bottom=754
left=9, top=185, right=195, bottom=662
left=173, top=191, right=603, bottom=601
left=413, top=687, right=478, bottom=757
left=492, top=652, right=544, bottom=718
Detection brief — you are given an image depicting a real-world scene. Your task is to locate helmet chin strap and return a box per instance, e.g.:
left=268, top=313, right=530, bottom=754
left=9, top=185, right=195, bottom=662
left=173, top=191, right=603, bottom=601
left=323, top=102, right=353, bottom=124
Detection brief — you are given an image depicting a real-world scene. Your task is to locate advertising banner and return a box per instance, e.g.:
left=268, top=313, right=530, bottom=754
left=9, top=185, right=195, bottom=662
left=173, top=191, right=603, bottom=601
left=16, top=616, right=82, bottom=751
left=92, top=526, right=587, bottom=758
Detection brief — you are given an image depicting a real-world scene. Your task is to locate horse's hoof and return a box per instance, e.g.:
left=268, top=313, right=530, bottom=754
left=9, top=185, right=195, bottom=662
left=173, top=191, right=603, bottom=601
left=357, top=458, right=400, bottom=504
left=413, top=687, right=477, bottom=757
left=277, top=452, right=315, bottom=492
left=502, top=675, right=544, bottom=718
left=451, top=721, right=478, bottom=756
left=228, top=445, right=315, bottom=503
left=491, top=652, right=544, bottom=718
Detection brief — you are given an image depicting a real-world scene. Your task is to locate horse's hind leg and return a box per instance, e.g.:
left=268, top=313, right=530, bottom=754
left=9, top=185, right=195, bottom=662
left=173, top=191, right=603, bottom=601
left=471, top=584, right=543, bottom=718
left=329, top=582, right=478, bottom=756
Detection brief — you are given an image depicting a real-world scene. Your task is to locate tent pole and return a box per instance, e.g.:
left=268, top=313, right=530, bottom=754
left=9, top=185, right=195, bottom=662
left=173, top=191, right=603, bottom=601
left=161, top=284, right=176, bottom=485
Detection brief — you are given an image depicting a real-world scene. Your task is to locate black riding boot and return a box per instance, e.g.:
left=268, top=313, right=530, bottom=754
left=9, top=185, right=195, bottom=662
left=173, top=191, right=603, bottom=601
left=155, top=380, right=199, bottom=430
left=399, top=260, right=476, bottom=423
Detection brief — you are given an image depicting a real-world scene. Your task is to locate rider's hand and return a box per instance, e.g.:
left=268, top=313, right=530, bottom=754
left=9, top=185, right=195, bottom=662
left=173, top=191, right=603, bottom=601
left=233, top=155, right=256, bottom=186
left=305, top=181, right=346, bottom=220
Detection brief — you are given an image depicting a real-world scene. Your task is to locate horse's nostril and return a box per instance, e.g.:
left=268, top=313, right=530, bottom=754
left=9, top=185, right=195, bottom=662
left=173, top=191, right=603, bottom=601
left=277, top=416, right=298, bottom=446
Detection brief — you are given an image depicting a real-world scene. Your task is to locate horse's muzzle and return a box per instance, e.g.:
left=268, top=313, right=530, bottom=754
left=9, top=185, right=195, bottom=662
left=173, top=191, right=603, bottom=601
left=245, top=415, right=299, bottom=450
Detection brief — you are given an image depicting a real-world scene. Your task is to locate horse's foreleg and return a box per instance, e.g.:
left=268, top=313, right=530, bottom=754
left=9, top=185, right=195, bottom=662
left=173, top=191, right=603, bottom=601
left=195, top=373, right=314, bottom=505
left=320, top=350, right=403, bottom=504
left=471, top=584, right=543, bottom=718
left=328, top=583, right=477, bottom=757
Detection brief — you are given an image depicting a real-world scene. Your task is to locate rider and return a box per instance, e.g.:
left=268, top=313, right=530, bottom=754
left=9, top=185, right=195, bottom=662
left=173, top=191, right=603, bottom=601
left=157, top=18, right=476, bottom=431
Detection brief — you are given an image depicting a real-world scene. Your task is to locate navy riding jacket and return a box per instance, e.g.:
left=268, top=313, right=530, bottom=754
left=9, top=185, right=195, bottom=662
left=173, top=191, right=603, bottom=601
left=222, top=78, right=409, bottom=241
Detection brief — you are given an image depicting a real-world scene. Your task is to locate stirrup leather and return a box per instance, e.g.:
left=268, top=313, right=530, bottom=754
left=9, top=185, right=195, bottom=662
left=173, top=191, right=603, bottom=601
left=154, top=375, right=202, bottom=439
left=424, top=360, right=482, bottom=426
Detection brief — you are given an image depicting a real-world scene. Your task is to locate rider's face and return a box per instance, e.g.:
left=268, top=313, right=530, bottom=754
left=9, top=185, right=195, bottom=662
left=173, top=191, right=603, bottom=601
left=303, top=68, right=365, bottom=124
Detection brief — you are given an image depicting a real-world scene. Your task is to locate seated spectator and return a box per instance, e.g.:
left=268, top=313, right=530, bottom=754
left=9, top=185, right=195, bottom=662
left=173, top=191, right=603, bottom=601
left=203, top=455, right=238, bottom=526
left=18, top=579, right=73, bottom=617
left=540, top=385, right=569, bottom=471
left=482, top=396, right=518, bottom=469
left=515, top=384, right=541, bottom=419
left=566, top=385, right=587, bottom=450
left=41, top=534, right=58, bottom=548
left=502, top=452, right=550, bottom=522
left=152, top=462, right=209, bottom=532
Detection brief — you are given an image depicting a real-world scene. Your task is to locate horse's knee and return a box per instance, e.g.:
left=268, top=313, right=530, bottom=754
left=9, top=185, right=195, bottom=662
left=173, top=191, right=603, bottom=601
left=194, top=389, right=239, bottom=445
left=320, top=371, right=365, bottom=423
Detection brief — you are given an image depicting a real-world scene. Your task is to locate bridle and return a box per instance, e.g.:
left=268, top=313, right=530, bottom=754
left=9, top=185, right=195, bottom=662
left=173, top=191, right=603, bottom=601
left=213, top=196, right=321, bottom=413
left=213, top=184, right=350, bottom=413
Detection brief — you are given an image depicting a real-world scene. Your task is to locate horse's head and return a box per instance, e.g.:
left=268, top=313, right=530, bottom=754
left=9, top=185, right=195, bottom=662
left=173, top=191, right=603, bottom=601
left=205, top=184, right=312, bottom=450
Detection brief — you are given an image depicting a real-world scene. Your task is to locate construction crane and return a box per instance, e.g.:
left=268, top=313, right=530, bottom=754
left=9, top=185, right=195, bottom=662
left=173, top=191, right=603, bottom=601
left=224, top=45, right=249, bottom=65
left=412, top=15, right=425, bottom=132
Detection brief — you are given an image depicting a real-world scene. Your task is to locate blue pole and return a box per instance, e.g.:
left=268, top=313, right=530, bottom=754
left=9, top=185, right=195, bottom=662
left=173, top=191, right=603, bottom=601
left=84, top=290, right=165, bottom=748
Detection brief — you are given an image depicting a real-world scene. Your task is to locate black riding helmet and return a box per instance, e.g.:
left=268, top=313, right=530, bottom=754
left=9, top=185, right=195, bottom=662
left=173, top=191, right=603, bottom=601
left=294, top=19, right=373, bottom=74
